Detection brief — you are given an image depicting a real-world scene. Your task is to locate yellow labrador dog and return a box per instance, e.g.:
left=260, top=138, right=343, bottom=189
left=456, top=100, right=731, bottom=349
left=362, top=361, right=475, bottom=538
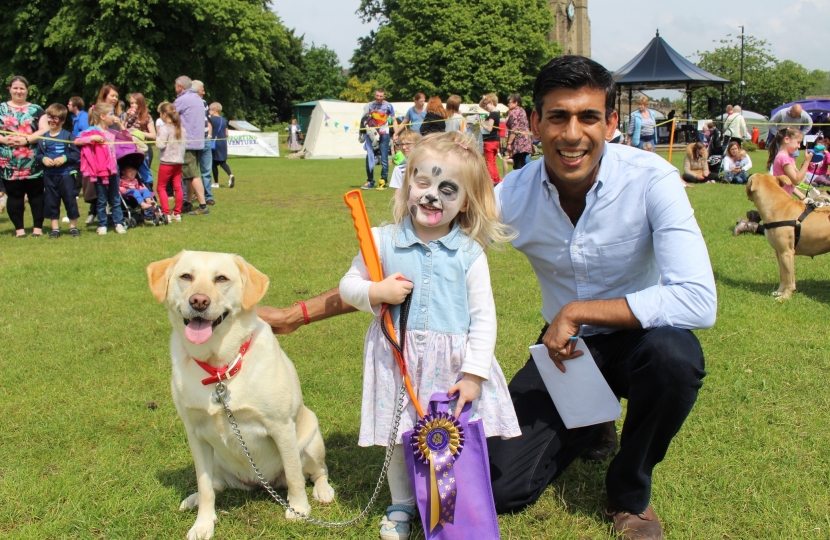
left=147, top=250, right=334, bottom=540
left=746, top=174, right=830, bottom=298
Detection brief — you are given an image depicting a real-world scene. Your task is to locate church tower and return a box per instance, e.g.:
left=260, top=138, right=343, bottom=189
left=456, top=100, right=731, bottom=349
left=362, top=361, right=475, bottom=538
left=548, top=0, right=591, bottom=57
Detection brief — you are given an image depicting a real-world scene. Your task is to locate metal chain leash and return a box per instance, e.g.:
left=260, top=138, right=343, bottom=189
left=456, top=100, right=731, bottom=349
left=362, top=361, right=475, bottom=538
left=214, top=379, right=407, bottom=528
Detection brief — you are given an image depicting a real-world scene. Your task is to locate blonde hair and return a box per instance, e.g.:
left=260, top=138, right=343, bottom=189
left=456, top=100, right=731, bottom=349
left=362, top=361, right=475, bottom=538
left=393, top=131, right=514, bottom=250
left=638, top=95, right=649, bottom=106
left=209, top=102, right=223, bottom=113
left=88, top=103, right=113, bottom=127
left=159, top=103, right=182, bottom=140
left=397, top=127, right=421, bottom=146
left=481, top=93, right=498, bottom=107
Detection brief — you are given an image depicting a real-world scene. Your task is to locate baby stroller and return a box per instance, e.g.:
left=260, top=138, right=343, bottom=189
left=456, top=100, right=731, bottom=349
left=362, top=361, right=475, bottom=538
left=115, top=137, right=167, bottom=228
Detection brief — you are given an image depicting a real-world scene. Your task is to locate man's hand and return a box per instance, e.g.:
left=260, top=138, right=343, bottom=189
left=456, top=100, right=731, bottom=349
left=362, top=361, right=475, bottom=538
left=257, top=306, right=304, bottom=335
left=368, top=273, right=413, bottom=305
left=543, top=306, right=583, bottom=373
left=448, top=373, right=483, bottom=417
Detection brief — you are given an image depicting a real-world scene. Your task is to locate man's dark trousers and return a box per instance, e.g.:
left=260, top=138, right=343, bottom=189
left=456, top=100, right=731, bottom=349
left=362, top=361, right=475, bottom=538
left=488, top=326, right=705, bottom=514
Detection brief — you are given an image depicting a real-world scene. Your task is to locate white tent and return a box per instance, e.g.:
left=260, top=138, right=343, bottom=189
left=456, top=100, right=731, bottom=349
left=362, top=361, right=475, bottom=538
left=303, top=101, right=366, bottom=159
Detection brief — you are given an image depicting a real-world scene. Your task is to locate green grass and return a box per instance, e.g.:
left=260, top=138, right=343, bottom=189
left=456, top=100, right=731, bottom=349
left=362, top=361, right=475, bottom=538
left=1, top=151, right=828, bottom=539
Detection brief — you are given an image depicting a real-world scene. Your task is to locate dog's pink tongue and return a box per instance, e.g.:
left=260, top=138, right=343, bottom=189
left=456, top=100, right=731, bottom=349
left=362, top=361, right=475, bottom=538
left=185, top=319, right=213, bottom=344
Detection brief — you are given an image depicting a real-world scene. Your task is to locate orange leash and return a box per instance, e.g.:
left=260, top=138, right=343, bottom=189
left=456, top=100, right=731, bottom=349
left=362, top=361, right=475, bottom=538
left=344, top=190, right=425, bottom=419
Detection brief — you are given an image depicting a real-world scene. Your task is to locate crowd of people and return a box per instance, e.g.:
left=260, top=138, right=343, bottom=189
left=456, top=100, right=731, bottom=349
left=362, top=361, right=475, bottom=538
left=0, top=75, right=236, bottom=238
left=359, top=89, right=533, bottom=189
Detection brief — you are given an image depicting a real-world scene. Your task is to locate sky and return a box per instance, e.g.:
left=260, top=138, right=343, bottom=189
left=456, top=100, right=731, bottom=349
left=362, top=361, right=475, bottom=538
left=271, top=0, right=829, bottom=99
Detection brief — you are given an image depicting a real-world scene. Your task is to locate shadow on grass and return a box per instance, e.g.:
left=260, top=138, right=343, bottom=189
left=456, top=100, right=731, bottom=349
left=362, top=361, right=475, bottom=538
left=156, top=430, right=392, bottom=512
left=716, top=273, right=830, bottom=304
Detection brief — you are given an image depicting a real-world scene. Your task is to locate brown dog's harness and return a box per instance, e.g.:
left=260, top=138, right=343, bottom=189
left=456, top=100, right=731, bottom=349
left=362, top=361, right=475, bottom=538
left=763, top=204, right=815, bottom=247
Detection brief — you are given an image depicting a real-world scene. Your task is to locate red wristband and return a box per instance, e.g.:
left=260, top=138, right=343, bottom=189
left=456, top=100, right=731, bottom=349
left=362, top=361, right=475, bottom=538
left=294, top=301, right=310, bottom=325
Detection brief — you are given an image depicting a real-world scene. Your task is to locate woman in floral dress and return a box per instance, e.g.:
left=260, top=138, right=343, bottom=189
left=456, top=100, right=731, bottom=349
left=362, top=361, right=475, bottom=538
left=0, top=76, right=49, bottom=237
left=505, top=93, right=533, bottom=170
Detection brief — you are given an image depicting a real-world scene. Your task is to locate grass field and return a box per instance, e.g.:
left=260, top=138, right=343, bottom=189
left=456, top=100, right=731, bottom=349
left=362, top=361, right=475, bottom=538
left=1, top=147, right=828, bottom=539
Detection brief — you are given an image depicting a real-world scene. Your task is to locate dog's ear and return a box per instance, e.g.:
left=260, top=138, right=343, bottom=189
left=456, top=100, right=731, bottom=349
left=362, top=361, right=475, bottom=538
left=147, top=251, right=184, bottom=303
left=747, top=174, right=756, bottom=196
left=234, top=256, right=270, bottom=310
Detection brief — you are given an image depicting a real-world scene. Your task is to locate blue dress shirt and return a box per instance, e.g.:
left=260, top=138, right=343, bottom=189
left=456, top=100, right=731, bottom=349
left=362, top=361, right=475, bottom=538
left=495, top=143, right=717, bottom=336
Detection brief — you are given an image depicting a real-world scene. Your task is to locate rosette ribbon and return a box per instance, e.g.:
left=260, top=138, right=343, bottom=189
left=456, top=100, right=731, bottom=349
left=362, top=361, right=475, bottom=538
left=411, top=412, right=465, bottom=531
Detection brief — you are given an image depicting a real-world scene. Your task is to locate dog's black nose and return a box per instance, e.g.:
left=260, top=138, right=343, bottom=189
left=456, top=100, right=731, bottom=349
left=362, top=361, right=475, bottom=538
left=189, top=294, right=211, bottom=311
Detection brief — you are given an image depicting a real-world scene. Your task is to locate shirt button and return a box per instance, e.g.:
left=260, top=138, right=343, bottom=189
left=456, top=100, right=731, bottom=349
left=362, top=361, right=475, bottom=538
left=423, top=279, right=429, bottom=284
left=417, top=335, right=424, bottom=341
left=425, top=252, right=432, bottom=257
left=578, top=276, right=585, bottom=282
left=572, top=246, right=579, bottom=253
left=421, top=307, right=427, bottom=313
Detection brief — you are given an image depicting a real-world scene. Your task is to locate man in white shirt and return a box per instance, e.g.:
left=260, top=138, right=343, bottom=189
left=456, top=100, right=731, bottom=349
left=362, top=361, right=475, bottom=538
left=487, top=55, right=716, bottom=540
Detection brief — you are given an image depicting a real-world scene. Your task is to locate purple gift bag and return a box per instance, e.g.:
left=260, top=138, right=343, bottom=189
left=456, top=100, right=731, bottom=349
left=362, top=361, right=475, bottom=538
left=403, top=392, right=500, bottom=540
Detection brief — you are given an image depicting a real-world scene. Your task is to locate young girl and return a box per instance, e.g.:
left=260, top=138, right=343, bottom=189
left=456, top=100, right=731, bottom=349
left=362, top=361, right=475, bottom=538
left=767, top=127, right=814, bottom=200
left=156, top=103, right=186, bottom=222
left=209, top=102, right=234, bottom=188
left=806, top=134, right=830, bottom=187
left=339, top=131, right=520, bottom=540
left=75, top=103, right=125, bottom=235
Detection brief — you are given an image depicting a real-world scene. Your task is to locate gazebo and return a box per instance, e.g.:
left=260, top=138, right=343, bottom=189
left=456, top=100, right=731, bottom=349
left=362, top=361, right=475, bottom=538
left=613, top=30, right=731, bottom=136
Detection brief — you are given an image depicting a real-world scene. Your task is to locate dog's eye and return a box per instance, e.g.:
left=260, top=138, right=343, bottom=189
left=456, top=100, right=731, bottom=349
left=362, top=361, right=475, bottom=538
left=215, top=275, right=229, bottom=283
left=180, top=274, right=192, bottom=281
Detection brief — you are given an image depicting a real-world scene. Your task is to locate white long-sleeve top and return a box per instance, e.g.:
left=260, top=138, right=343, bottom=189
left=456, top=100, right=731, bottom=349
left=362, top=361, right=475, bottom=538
left=339, top=227, right=496, bottom=380
left=723, top=154, right=752, bottom=172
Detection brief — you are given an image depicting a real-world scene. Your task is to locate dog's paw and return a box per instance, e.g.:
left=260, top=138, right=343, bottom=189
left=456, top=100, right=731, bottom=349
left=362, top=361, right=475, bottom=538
left=186, top=516, right=216, bottom=540
left=179, top=492, right=200, bottom=511
left=312, top=478, right=335, bottom=504
left=285, top=501, right=312, bottom=520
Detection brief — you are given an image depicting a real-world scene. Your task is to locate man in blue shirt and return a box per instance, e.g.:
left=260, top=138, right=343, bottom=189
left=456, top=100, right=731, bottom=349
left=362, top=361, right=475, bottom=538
left=67, top=97, right=89, bottom=137
left=489, top=56, right=716, bottom=540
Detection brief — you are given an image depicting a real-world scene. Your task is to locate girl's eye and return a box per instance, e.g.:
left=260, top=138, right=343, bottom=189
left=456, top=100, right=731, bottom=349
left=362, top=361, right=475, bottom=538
left=180, top=274, right=192, bottom=281
left=215, top=275, right=229, bottom=283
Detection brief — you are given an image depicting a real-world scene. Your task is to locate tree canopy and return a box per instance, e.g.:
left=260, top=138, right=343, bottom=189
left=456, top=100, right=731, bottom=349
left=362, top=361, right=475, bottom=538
left=295, top=44, right=347, bottom=103
left=0, top=0, right=319, bottom=126
left=692, top=36, right=826, bottom=118
left=349, top=0, right=560, bottom=106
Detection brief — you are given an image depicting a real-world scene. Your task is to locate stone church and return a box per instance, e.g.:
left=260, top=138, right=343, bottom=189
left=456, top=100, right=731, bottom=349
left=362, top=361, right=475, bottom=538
left=548, top=0, right=591, bottom=57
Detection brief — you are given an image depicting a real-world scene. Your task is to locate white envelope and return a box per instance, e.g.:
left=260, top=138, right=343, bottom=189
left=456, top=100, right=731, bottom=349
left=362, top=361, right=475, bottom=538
left=530, top=339, right=622, bottom=429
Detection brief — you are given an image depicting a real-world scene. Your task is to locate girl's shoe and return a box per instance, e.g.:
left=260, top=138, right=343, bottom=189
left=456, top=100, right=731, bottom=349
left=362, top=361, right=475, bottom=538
left=170, top=214, right=182, bottom=223
left=228, top=174, right=235, bottom=188
left=379, top=504, right=417, bottom=540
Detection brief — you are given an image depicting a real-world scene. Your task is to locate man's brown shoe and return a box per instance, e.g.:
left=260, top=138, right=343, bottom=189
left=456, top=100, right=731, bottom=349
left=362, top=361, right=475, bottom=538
left=605, top=505, right=663, bottom=540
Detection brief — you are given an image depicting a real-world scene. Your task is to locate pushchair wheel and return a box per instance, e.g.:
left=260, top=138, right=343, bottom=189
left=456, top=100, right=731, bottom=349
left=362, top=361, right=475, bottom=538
left=161, top=214, right=169, bottom=225
left=127, top=217, right=137, bottom=228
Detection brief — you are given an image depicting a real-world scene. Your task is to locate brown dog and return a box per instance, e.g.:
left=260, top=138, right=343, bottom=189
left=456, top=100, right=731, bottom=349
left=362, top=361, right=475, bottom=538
left=746, top=174, right=830, bottom=298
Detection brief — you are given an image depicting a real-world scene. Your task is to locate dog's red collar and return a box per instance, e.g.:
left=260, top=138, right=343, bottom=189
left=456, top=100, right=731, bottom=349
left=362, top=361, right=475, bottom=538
left=192, top=334, right=254, bottom=385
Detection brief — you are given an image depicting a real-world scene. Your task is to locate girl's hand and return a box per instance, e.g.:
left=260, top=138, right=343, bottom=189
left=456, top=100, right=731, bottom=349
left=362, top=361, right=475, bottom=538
left=368, top=273, right=413, bottom=305
left=91, top=135, right=105, bottom=143
left=42, top=157, right=54, bottom=167
left=448, top=374, right=483, bottom=417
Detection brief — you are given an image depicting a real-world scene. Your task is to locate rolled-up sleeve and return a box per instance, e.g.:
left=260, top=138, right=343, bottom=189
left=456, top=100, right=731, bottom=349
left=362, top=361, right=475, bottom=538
left=625, top=171, right=717, bottom=329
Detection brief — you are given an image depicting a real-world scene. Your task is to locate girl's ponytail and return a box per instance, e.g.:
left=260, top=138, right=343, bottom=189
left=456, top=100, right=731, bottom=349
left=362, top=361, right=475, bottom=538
left=88, top=103, right=113, bottom=128
left=160, top=103, right=182, bottom=140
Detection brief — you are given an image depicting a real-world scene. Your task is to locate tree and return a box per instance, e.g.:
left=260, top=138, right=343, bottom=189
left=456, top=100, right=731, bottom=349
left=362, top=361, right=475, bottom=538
left=349, top=0, right=559, bottom=107
left=0, top=0, right=304, bottom=126
left=340, top=76, right=378, bottom=103
left=295, top=44, right=346, bottom=102
left=692, top=36, right=825, bottom=118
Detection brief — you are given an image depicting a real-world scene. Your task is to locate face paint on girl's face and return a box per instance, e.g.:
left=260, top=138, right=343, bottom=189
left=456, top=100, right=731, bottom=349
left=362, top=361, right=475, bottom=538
left=407, top=153, right=466, bottom=238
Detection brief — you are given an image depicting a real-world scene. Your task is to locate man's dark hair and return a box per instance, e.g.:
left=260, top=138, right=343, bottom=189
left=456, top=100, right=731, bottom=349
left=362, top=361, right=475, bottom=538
left=374, top=88, right=386, bottom=94
left=533, top=55, right=616, bottom=120
left=69, top=96, right=85, bottom=111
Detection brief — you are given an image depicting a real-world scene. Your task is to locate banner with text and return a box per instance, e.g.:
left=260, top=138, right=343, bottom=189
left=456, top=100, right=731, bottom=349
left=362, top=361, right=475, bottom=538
left=226, top=130, right=280, bottom=158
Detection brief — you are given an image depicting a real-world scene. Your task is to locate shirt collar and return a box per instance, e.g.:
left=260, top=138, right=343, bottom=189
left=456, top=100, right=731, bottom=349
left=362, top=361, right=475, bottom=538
left=395, top=215, right=465, bottom=250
